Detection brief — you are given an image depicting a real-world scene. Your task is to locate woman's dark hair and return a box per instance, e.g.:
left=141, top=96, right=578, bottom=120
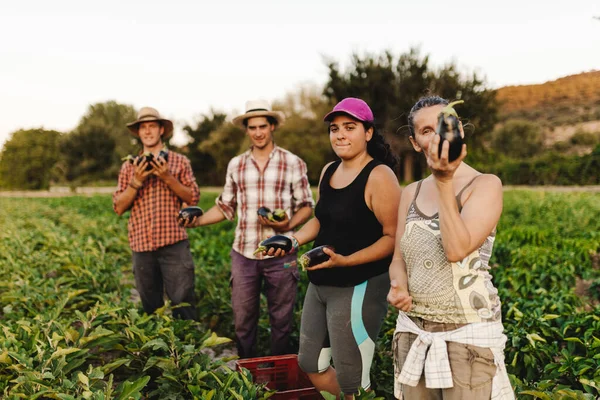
left=363, top=122, right=398, bottom=170
left=407, top=96, right=449, bottom=137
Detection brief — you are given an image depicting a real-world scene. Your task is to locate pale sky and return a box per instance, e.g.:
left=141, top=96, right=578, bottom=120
left=1, top=0, right=599, bottom=149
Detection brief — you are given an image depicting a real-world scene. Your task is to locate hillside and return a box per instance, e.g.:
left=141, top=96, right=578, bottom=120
left=495, top=70, right=600, bottom=126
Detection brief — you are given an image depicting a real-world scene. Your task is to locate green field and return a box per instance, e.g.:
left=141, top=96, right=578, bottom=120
left=1, top=192, right=599, bottom=399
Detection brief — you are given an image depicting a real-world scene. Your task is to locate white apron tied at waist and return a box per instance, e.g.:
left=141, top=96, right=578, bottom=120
left=394, top=312, right=515, bottom=400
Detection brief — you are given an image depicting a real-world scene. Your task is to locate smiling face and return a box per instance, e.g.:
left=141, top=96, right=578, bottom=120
left=328, top=114, right=373, bottom=160
left=137, top=121, right=164, bottom=149
left=245, top=116, right=275, bottom=150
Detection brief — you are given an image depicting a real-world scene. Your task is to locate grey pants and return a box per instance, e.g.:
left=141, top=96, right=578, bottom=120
left=298, top=272, right=390, bottom=394
left=132, top=239, right=197, bottom=320
left=230, top=250, right=299, bottom=359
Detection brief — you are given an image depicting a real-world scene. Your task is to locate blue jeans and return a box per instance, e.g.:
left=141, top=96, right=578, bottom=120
left=132, top=239, right=197, bottom=320
left=230, top=250, right=299, bottom=358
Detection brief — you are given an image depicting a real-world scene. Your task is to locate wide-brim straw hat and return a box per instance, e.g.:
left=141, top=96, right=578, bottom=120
left=126, top=107, right=174, bottom=139
left=232, top=100, right=286, bottom=128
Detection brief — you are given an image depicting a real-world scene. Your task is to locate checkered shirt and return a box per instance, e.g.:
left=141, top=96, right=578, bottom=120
left=113, top=151, right=200, bottom=252
left=216, top=145, right=314, bottom=259
left=394, top=312, right=515, bottom=400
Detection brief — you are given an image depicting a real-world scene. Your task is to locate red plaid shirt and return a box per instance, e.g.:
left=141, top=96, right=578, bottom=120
left=113, top=151, right=200, bottom=252
left=216, top=145, right=314, bottom=259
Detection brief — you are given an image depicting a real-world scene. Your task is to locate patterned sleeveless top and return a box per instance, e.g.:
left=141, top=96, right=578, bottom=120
left=401, top=176, right=502, bottom=324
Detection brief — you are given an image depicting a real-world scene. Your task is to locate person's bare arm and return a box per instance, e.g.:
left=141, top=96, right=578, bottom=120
left=436, top=174, right=503, bottom=262
left=181, top=205, right=227, bottom=227
left=114, top=159, right=152, bottom=216
left=387, top=182, right=416, bottom=312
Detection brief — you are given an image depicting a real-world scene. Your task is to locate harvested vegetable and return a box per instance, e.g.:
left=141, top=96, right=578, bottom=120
left=178, top=206, right=204, bottom=223
left=257, top=206, right=287, bottom=222
left=299, top=245, right=335, bottom=270
left=436, top=100, right=464, bottom=162
left=253, top=235, right=293, bottom=255
left=121, top=150, right=168, bottom=171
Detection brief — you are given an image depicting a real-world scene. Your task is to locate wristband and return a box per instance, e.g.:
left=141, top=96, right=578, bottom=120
left=290, top=236, right=300, bottom=254
left=129, top=180, right=142, bottom=190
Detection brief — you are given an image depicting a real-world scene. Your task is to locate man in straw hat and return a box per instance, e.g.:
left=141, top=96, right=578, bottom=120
left=180, top=99, right=314, bottom=358
left=113, top=106, right=200, bottom=320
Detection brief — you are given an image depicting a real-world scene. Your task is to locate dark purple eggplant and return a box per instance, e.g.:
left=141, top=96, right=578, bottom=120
left=253, top=235, right=293, bottom=255
left=140, top=152, right=155, bottom=171
left=122, top=152, right=156, bottom=171
left=299, top=245, right=335, bottom=270
left=436, top=100, right=464, bottom=162
left=257, top=207, right=287, bottom=222
left=158, top=149, right=168, bottom=162
left=178, top=206, right=204, bottom=223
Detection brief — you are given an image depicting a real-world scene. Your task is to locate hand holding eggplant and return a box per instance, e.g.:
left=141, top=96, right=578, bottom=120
left=177, top=206, right=204, bottom=227
left=257, top=207, right=290, bottom=232
left=254, top=235, right=297, bottom=257
left=151, top=155, right=171, bottom=181
left=427, top=125, right=467, bottom=183
left=300, top=245, right=347, bottom=271
left=387, top=279, right=412, bottom=312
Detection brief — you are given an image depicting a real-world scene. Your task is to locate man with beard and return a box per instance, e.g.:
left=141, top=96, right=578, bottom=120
left=180, top=100, right=314, bottom=358
left=113, top=107, right=200, bottom=320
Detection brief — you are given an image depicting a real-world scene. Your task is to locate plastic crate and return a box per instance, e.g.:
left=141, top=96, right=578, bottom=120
left=236, top=354, right=320, bottom=399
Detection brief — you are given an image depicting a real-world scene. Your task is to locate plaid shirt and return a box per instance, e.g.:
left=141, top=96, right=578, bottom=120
left=393, top=313, right=514, bottom=400
left=216, top=145, right=314, bottom=259
left=113, top=151, right=200, bottom=252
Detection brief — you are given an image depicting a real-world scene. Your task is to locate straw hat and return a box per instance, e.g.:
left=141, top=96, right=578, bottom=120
left=126, top=107, right=174, bottom=139
left=232, top=100, right=286, bottom=128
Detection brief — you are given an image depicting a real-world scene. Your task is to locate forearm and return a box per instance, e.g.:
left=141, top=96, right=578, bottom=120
left=191, top=205, right=227, bottom=227
left=436, top=180, right=471, bottom=261
left=292, top=217, right=320, bottom=246
left=389, top=258, right=409, bottom=291
left=164, top=175, right=196, bottom=205
left=114, top=186, right=138, bottom=215
left=287, top=206, right=313, bottom=231
left=343, top=234, right=395, bottom=267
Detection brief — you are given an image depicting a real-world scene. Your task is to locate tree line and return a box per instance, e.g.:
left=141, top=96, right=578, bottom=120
left=1, top=48, right=598, bottom=190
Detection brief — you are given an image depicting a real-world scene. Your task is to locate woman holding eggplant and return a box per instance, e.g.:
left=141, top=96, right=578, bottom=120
left=387, top=96, right=514, bottom=399
left=264, top=97, right=401, bottom=399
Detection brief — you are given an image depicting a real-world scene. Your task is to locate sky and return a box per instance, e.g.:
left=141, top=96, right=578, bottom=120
left=1, top=0, right=599, bottom=149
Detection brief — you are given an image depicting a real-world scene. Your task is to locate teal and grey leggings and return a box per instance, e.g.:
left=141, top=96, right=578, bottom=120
left=297, top=272, right=390, bottom=394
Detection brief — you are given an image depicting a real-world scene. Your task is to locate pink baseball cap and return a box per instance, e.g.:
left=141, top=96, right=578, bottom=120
left=323, top=97, right=374, bottom=122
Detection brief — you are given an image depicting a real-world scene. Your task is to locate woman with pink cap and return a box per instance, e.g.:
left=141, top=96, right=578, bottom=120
left=265, top=97, right=401, bottom=398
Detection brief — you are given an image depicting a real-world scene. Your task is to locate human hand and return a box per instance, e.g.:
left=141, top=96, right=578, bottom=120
left=387, top=279, right=412, bottom=312
left=132, top=158, right=153, bottom=185
left=426, top=123, right=467, bottom=183
left=304, top=247, right=347, bottom=271
left=151, top=156, right=171, bottom=181
left=258, top=213, right=290, bottom=232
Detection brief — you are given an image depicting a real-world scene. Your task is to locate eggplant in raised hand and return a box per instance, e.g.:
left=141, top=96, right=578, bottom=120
left=122, top=150, right=168, bottom=171
left=299, top=245, right=335, bottom=270
left=257, top=206, right=287, bottom=222
left=253, top=235, right=293, bottom=255
left=436, top=100, right=464, bottom=162
left=178, top=206, right=204, bottom=223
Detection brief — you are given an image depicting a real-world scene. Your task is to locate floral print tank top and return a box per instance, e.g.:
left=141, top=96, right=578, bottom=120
left=401, top=177, right=502, bottom=323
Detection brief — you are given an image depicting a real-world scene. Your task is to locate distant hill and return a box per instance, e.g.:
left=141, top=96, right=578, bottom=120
left=495, top=70, right=600, bottom=126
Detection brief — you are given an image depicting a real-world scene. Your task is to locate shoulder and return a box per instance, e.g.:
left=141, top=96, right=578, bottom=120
left=473, top=173, right=503, bottom=192
left=170, top=151, right=191, bottom=164
left=227, top=152, right=248, bottom=169
left=276, top=147, right=305, bottom=164
left=401, top=181, right=420, bottom=199
left=368, top=163, right=398, bottom=184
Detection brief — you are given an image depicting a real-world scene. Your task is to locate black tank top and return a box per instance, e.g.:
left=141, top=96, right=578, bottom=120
left=309, top=159, right=391, bottom=287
